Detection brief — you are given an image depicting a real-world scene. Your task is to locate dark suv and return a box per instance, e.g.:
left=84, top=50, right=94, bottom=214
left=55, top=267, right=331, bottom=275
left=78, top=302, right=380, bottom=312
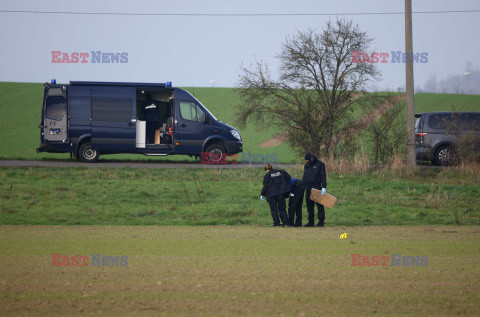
left=415, top=112, right=480, bottom=165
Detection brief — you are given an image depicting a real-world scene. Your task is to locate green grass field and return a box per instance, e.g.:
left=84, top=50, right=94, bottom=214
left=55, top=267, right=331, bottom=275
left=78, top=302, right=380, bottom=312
left=1, top=82, right=479, bottom=163
left=1, top=225, right=479, bottom=315
left=1, top=166, right=479, bottom=226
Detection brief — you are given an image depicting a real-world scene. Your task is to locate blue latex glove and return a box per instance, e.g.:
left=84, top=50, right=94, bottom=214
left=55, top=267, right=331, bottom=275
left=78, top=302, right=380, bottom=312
left=321, top=188, right=326, bottom=196
left=260, top=195, right=264, bottom=201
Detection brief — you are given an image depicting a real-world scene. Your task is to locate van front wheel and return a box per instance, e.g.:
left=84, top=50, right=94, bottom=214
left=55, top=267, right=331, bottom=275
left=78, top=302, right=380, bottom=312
left=78, top=142, right=100, bottom=163
left=205, top=144, right=226, bottom=163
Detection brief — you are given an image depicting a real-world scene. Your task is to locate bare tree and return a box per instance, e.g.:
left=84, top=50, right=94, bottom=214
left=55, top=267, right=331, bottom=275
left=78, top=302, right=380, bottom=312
left=236, top=19, right=385, bottom=157
left=424, top=74, right=437, bottom=93
left=431, top=62, right=480, bottom=95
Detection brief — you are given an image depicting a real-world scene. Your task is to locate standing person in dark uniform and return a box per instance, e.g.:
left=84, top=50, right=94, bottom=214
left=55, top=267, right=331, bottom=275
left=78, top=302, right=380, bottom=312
left=287, top=177, right=305, bottom=227
left=302, top=153, right=327, bottom=227
left=141, top=94, right=160, bottom=144
left=260, top=163, right=291, bottom=227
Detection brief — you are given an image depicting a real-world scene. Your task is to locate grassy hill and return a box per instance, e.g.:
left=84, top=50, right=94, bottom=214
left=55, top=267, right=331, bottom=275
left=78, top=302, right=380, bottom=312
left=0, top=82, right=479, bottom=163
left=414, top=93, right=480, bottom=112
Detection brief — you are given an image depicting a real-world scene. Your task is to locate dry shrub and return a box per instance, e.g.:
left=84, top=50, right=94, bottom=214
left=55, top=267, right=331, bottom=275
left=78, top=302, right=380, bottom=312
left=457, top=132, right=480, bottom=164
left=389, top=153, right=405, bottom=170
left=449, top=160, right=480, bottom=184
left=322, top=148, right=370, bottom=174
left=386, top=153, right=411, bottom=177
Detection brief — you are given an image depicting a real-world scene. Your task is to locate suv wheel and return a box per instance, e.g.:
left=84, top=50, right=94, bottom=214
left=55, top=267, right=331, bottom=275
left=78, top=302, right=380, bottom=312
left=78, top=142, right=100, bottom=163
left=434, top=145, right=456, bottom=166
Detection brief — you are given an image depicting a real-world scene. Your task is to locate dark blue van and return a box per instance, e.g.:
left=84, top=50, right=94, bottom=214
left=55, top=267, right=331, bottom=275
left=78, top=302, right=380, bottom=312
left=37, top=81, right=243, bottom=162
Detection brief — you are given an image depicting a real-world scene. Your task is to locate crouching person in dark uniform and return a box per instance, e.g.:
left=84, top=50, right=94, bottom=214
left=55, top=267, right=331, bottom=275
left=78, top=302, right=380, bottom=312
left=288, top=178, right=305, bottom=227
left=303, top=153, right=327, bottom=227
left=260, top=163, right=291, bottom=227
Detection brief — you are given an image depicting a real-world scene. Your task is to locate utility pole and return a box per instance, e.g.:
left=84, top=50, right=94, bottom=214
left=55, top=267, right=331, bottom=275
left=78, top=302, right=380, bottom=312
left=405, top=0, right=416, bottom=166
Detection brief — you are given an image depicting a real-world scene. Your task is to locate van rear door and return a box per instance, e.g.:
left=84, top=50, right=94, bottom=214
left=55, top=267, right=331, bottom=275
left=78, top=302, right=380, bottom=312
left=43, top=86, right=68, bottom=142
left=91, top=86, right=136, bottom=152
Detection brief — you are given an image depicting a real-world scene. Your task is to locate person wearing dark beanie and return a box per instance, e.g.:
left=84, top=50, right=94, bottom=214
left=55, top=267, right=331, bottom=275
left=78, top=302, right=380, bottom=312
left=302, top=153, right=327, bottom=227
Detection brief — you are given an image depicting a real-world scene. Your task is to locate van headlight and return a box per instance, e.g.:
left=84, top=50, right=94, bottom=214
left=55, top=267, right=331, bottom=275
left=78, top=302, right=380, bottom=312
left=230, top=130, right=241, bottom=141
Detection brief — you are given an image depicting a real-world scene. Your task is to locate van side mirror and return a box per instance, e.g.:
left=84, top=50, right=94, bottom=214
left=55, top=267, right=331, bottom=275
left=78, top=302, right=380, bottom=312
left=204, top=116, right=210, bottom=124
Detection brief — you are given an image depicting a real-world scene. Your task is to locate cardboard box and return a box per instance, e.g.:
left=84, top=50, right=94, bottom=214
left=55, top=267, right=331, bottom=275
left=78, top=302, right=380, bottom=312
left=310, top=188, right=337, bottom=209
left=155, top=129, right=160, bottom=145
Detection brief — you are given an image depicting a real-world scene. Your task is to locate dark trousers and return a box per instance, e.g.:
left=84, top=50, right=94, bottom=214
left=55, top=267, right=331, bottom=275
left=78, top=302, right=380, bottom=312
left=146, top=121, right=160, bottom=144
left=305, top=186, right=325, bottom=224
left=268, top=194, right=288, bottom=226
left=288, top=180, right=305, bottom=226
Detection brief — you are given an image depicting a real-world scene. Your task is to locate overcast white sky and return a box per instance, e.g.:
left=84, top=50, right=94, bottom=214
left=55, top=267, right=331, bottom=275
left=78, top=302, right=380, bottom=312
left=0, top=0, right=479, bottom=91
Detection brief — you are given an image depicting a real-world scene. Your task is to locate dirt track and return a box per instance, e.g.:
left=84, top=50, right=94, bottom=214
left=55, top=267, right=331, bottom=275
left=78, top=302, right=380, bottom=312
left=0, top=160, right=298, bottom=169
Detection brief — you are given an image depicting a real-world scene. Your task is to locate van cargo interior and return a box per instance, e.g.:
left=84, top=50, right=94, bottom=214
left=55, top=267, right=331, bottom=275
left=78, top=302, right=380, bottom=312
left=136, top=89, right=174, bottom=147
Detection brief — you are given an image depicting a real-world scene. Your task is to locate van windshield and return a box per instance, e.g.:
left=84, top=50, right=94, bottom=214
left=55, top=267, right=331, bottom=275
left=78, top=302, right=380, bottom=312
left=196, top=100, right=217, bottom=121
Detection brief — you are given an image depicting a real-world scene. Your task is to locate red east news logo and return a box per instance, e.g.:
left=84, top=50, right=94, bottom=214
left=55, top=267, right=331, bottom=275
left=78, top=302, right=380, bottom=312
left=51, top=254, right=89, bottom=266
left=351, top=254, right=428, bottom=266
left=51, top=254, right=129, bottom=266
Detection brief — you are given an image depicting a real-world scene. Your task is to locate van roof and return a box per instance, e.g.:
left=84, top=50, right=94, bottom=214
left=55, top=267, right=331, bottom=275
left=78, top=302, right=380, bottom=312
left=70, top=81, right=173, bottom=88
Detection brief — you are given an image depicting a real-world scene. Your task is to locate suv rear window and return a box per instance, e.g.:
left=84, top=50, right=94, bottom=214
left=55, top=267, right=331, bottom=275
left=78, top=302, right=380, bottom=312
left=428, top=113, right=480, bottom=130
left=415, top=116, right=423, bottom=130
left=463, top=114, right=480, bottom=130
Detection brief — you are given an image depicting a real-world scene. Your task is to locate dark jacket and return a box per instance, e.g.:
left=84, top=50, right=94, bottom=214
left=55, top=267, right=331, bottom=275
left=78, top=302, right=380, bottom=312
left=302, top=154, right=327, bottom=189
left=261, top=169, right=291, bottom=198
left=142, top=100, right=160, bottom=122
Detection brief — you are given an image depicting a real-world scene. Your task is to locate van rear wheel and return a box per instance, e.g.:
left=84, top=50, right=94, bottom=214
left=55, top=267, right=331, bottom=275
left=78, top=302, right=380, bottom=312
left=78, top=142, right=100, bottom=163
